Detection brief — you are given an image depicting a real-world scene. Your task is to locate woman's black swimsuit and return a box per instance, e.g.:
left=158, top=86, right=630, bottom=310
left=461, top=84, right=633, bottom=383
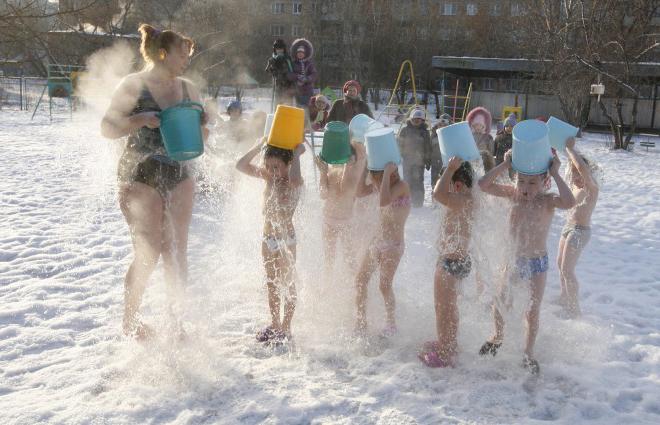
left=118, top=81, right=191, bottom=196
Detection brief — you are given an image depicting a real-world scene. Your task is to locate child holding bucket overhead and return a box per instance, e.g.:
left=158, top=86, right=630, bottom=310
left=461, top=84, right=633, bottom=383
left=236, top=105, right=306, bottom=345
left=418, top=156, right=475, bottom=367
left=557, top=137, right=599, bottom=319
left=316, top=121, right=367, bottom=274
left=354, top=127, right=411, bottom=338
left=477, top=120, right=575, bottom=374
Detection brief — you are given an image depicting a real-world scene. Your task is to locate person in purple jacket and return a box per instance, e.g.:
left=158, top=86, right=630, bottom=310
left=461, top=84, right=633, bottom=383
left=289, top=38, right=317, bottom=108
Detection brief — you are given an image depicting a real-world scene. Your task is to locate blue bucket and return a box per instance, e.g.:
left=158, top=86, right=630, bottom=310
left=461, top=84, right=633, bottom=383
left=365, top=127, right=401, bottom=171
left=435, top=121, right=481, bottom=165
left=349, top=114, right=384, bottom=143
left=546, top=116, right=578, bottom=151
left=158, top=101, right=204, bottom=161
left=512, top=120, right=553, bottom=175
left=263, top=113, right=275, bottom=137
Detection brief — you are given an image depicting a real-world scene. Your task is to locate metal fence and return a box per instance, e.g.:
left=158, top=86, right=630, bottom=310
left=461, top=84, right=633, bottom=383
left=0, top=76, right=47, bottom=111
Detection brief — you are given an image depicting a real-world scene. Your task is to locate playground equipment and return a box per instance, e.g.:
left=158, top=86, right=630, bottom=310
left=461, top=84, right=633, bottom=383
left=502, top=105, right=522, bottom=122
left=378, top=60, right=420, bottom=122
left=31, top=64, right=84, bottom=121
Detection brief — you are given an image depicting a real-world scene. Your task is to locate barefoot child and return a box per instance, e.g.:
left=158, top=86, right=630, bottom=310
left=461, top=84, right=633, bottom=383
left=557, top=137, right=599, bottom=318
left=236, top=138, right=305, bottom=344
left=419, top=157, right=475, bottom=367
left=316, top=141, right=367, bottom=273
left=478, top=150, right=574, bottom=374
left=355, top=163, right=411, bottom=337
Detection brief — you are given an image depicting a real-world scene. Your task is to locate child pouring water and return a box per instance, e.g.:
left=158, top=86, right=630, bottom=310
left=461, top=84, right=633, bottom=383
left=354, top=162, right=411, bottom=337
left=236, top=138, right=305, bottom=345
left=419, top=157, right=475, bottom=367
left=478, top=149, right=574, bottom=374
left=557, top=137, right=599, bottom=318
left=316, top=141, right=367, bottom=274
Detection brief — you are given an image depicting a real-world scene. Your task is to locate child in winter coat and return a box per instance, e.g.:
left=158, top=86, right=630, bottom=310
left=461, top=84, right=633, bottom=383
left=466, top=107, right=495, bottom=171
left=494, top=113, right=516, bottom=166
left=290, top=38, right=317, bottom=108
left=308, top=94, right=331, bottom=131
left=397, top=108, right=432, bottom=207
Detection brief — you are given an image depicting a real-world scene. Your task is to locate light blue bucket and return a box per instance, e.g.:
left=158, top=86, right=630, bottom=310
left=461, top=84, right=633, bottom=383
left=349, top=114, right=384, bottom=143
left=158, top=101, right=204, bottom=161
left=365, top=127, right=401, bottom=171
left=512, top=120, right=553, bottom=175
left=263, top=113, right=275, bottom=137
left=435, top=121, right=481, bottom=165
left=546, top=116, right=578, bottom=151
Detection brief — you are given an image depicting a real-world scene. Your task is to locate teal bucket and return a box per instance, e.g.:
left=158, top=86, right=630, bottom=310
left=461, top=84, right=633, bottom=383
left=349, top=114, right=384, bottom=143
left=158, top=101, right=204, bottom=161
left=546, top=116, right=578, bottom=152
left=512, top=120, right=552, bottom=175
left=365, top=127, right=401, bottom=171
left=436, top=121, right=481, bottom=165
left=320, top=121, right=352, bottom=164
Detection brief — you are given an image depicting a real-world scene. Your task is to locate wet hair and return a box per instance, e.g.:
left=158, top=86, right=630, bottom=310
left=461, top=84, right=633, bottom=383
left=138, top=24, right=194, bottom=64
left=368, top=170, right=384, bottom=178
left=264, top=145, right=293, bottom=165
left=451, top=162, right=474, bottom=188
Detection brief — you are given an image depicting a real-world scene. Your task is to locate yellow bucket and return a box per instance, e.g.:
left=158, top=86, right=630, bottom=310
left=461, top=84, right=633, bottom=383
left=267, top=104, right=305, bottom=150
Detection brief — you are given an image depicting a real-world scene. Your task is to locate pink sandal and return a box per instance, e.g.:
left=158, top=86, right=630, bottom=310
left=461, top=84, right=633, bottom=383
left=418, top=349, right=451, bottom=368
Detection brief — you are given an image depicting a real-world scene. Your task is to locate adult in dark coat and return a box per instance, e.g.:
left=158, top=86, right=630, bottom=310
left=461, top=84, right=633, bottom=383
left=397, top=108, right=432, bottom=207
left=265, top=39, right=295, bottom=106
left=494, top=113, right=516, bottom=165
left=290, top=38, right=318, bottom=108
left=327, top=80, right=373, bottom=124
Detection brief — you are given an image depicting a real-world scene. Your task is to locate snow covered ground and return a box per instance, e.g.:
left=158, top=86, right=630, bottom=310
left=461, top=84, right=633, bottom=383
left=1, top=105, right=659, bottom=425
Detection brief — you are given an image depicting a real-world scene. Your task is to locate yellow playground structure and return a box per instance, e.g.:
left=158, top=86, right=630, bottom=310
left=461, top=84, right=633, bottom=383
left=378, top=60, right=473, bottom=123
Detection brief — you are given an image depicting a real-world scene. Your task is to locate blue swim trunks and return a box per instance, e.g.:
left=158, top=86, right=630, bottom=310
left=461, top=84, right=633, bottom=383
left=515, top=254, right=549, bottom=280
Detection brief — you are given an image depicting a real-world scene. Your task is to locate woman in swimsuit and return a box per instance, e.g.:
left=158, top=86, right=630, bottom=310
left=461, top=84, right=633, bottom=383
left=354, top=162, right=411, bottom=337
left=101, top=24, right=207, bottom=340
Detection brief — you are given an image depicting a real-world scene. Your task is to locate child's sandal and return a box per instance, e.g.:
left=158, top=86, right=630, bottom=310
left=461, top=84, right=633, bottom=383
left=478, top=340, right=502, bottom=356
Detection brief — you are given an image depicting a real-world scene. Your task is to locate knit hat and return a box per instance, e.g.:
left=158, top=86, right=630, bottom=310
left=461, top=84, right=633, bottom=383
left=438, top=113, right=451, bottom=125
left=504, top=113, right=517, bottom=128
left=343, top=80, right=361, bottom=94
left=273, top=39, right=286, bottom=52
left=315, top=95, right=330, bottom=106
left=410, top=108, right=426, bottom=120
left=227, top=100, right=242, bottom=113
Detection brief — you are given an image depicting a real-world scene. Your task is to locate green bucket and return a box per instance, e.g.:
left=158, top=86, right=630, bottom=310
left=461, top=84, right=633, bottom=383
left=320, top=121, right=352, bottom=164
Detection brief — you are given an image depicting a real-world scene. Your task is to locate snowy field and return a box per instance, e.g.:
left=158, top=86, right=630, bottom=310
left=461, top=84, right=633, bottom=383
left=1, top=105, right=659, bottom=425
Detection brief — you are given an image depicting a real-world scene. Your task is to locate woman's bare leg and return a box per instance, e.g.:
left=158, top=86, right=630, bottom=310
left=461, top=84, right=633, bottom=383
left=161, top=178, right=194, bottom=322
left=119, top=183, right=164, bottom=338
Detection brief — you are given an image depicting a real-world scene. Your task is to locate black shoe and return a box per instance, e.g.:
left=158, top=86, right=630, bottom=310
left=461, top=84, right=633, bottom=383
left=522, top=355, right=540, bottom=375
left=479, top=341, right=502, bottom=356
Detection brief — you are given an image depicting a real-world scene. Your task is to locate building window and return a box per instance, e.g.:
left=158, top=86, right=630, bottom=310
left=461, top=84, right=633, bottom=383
left=272, top=2, right=285, bottom=14
left=466, top=3, right=477, bottom=16
left=271, top=24, right=285, bottom=36
left=292, top=2, right=302, bottom=15
left=490, top=2, right=501, bottom=16
left=443, top=2, right=457, bottom=16
left=292, top=25, right=302, bottom=37
left=481, top=78, right=495, bottom=91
